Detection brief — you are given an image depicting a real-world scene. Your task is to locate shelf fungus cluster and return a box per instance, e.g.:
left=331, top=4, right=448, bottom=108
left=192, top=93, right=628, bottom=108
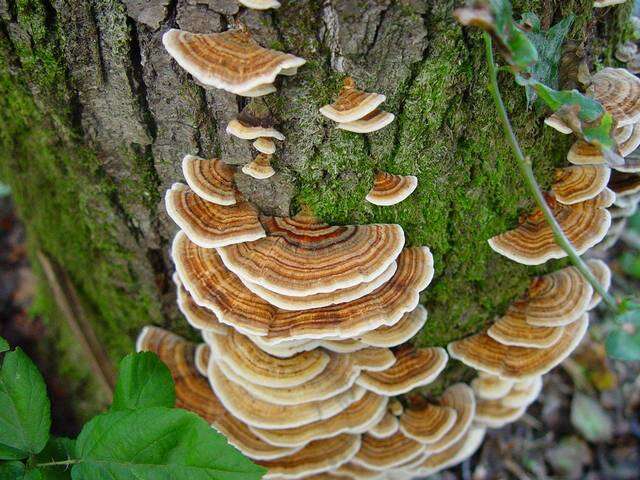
left=366, top=171, right=418, bottom=207
left=320, top=78, right=395, bottom=133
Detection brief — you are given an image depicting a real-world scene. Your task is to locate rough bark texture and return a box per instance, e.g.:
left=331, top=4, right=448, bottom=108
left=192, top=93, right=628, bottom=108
left=0, top=0, right=631, bottom=414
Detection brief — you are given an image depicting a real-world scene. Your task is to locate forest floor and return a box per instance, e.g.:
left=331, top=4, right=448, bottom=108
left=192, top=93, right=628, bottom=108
left=0, top=193, right=639, bottom=479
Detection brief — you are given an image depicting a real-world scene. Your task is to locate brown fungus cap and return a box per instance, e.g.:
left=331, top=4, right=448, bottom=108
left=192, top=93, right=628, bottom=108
left=182, top=155, right=237, bottom=206
left=359, top=305, right=427, bottom=348
left=413, top=427, right=486, bottom=477
left=218, top=211, right=405, bottom=297
left=423, top=384, right=475, bottom=454
left=471, top=372, right=515, bottom=400
left=336, top=109, right=395, bottom=134
left=568, top=124, right=640, bottom=165
left=162, top=28, right=305, bottom=96
left=501, top=376, right=543, bottom=408
left=369, top=412, right=400, bottom=439
left=334, top=462, right=382, bottom=479
left=553, top=166, right=611, bottom=205
left=174, top=232, right=432, bottom=340
left=448, top=313, right=589, bottom=380
left=194, top=343, right=210, bottom=377
left=242, top=154, right=276, bottom=180
left=227, top=118, right=285, bottom=141
left=544, top=114, right=572, bottom=134
left=238, top=0, right=281, bottom=9
left=253, top=137, right=277, bottom=154
left=319, top=78, right=386, bottom=123
left=487, top=192, right=612, bottom=265
left=250, top=391, right=388, bottom=447
left=399, top=403, right=458, bottom=444
left=365, top=172, right=418, bottom=207
left=487, top=312, right=565, bottom=349
left=352, top=432, right=426, bottom=471
left=258, top=434, right=361, bottom=480
left=609, top=171, right=640, bottom=197
left=356, top=345, right=448, bottom=396
left=587, top=68, right=640, bottom=126
left=586, top=259, right=612, bottom=310
left=166, top=183, right=265, bottom=248
left=174, top=273, right=228, bottom=334
left=475, top=398, right=527, bottom=428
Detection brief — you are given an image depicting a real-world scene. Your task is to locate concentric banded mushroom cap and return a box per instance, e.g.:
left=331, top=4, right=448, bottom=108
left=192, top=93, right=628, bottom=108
left=166, top=183, right=266, bottom=248
left=174, top=273, right=228, bottom=334
left=609, top=171, right=640, bottom=197
left=369, top=412, right=400, bottom=439
left=208, top=358, right=367, bottom=429
left=242, top=262, right=398, bottom=311
left=250, top=391, right=388, bottom=447
left=182, top=155, right=237, bottom=206
left=356, top=345, right=448, bottom=396
left=194, top=343, right=210, bottom=376
left=501, top=376, right=543, bottom=408
left=174, top=232, right=433, bottom=340
left=258, top=434, right=361, bottom=480
left=399, top=403, right=458, bottom=444
left=586, top=259, right=612, bottom=309
left=423, top=384, right=475, bottom=454
left=509, top=265, right=593, bottom=327
left=237, top=83, right=277, bottom=97
left=337, top=110, right=395, bottom=133
left=218, top=211, right=405, bottom=296
left=242, top=154, right=276, bottom=180
left=359, top=305, right=427, bottom=348
left=553, top=166, right=611, bottom=205
left=471, top=372, right=515, bottom=400
left=253, top=137, right=276, bottom=154
left=320, top=78, right=386, bottom=123
left=227, top=118, right=285, bottom=140
left=594, top=0, right=629, bottom=7
left=487, top=312, right=565, bottom=348
left=587, top=68, right=640, bottom=126
left=487, top=192, right=612, bottom=265
left=413, top=427, right=486, bottom=477
left=334, top=462, right=382, bottom=479
left=365, top=172, right=418, bottom=207
left=352, top=432, right=426, bottom=471
left=475, top=398, right=527, bottom=428
left=205, top=328, right=330, bottom=388
left=162, top=28, right=305, bottom=96
left=544, top=114, right=572, bottom=134
left=448, top=313, right=589, bottom=380
left=238, top=0, right=281, bottom=10
left=567, top=125, right=640, bottom=165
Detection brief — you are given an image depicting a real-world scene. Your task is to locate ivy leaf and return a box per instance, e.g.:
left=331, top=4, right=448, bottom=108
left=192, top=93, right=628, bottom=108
left=111, top=352, right=175, bottom=411
left=0, top=337, right=8, bottom=353
left=0, top=348, right=51, bottom=460
left=606, top=328, right=640, bottom=361
left=520, top=13, right=574, bottom=105
left=35, top=437, right=75, bottom=480
left=72, top=407, right=266, bottom=480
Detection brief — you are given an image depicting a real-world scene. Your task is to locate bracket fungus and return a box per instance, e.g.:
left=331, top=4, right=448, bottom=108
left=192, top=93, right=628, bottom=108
left=412, top=427, right=486, bottom=477
left=399, top=402, right=458, bottom=444
left=253, top=137, right=277, bottom=155
left=182, top=155, right=237, bottom=206
left=227, top=118, right=285, bottom=141
left=365, top=172, right=418, bottom=206
left=175, top=273, right=228, bottom=334
left=358, top=305, right=427, bottom=348
left=352, top=432, right=426, bottom=471
left=587, top=68, right=640, bottom=126
left=238, top=0, right=281, bottom=9
left=242, top=154, right=276, bottom=180
left=162, top=27, right=305, bottom=96
left=553, top=166, right=611, bottom=205
left=370, top=412, right=400, bottom=439
left=337, top=109, right=396, bottom=134
left=471, top=371, right=515, bottom=400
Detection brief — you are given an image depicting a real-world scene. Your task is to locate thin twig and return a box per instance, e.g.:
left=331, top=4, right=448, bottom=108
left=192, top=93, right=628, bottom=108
left=483, top=32, right=618, bottom=311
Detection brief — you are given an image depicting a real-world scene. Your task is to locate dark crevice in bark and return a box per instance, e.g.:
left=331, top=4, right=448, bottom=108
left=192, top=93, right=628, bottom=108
left=365, top=0, right=392, bottom=57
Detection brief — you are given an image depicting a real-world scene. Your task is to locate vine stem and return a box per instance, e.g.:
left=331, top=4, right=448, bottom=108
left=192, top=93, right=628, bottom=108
left=36, top=459, right=81, bottom=467
left=483, top=32, right=618, bottom=311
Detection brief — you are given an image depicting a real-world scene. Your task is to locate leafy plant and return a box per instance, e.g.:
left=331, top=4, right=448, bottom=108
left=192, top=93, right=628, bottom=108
left=0, top=338, right=265, bottom=479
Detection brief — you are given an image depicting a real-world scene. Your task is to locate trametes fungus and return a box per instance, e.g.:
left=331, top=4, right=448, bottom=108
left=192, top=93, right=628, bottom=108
left=162, top=27, right=305, bottom=96
left=227, top=118, right=285, bottom=141
left=586, top=259, right=612, bottom=310
left=238, top=0, right=281, bottom=10
left=472, top=371, right=515, bottom=400
left=370, top=412, right=400, bottom=438
left=182, top=155, right=237, bottom=205
left=174, top=273, right=228, bottom=334
left=475, top=376, right=543, bottom=429
left=587, top=68, right=640, bottom=126
left=253, top=137, right=277, bottom=154
left=352, top=432, right=426, bottom=471
left=365, top=172, right=418, bottom=206
left=594, top=0, right=629, bottom=7
left=568, top=124, right=640, bottom=165
left=359, top=305, right=427, bottom=348
left=320, top=78, right=394, bottom=133
left=552, top=166, right=611, bottom=205
left=399, top=401, right=458, bottom=444
left=411, top=427, right=486, bottom=477
left=242, top=154, right=276, bottom=179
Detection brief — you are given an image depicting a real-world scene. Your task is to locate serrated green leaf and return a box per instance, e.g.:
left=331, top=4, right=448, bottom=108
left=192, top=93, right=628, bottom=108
left=35, top=437, right=75, bottom=480
left=0, top=461, right=25, bottom=480
left=0, top=349, right=51, bottom=459
left=72, top=407, right=265, bottom=480
left=0, top=337, right=8, bottom=354
left=605, top=329, right=640, bottom=361
left=111, top=352, right=175, bottom=412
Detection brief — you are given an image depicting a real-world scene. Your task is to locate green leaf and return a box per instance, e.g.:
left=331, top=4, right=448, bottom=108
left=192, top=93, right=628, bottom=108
left=72, top=407, right=266, bottom=480
left=0, top=461, right=25, bottom=480
left=0, top=444, right=29, bottom=461
left=0, top=338, right=8, bottom=354
left=111, top=352, right=175, bottom=411
left=605, top=329, right=640, bottom=361
left=533, top=83, right=604, bottom=122
left=23, top=470, right=43, bottom=480
left=570, top=393, right=614, bottom=442
left=0, top=349, right=51, bottom=459
left=621, top=252, right=640, bottom=279
left=489, top=0, right=538, bottom=70
left=35, top=437, right=75, bottom=480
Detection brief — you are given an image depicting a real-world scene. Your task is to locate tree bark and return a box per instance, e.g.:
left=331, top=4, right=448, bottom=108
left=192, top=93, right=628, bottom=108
left=0, top=0, right=630, bottom=413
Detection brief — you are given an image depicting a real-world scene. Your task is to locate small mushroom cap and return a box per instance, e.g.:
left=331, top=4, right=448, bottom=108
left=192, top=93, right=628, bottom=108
left=365, top=172, right=418, bottom=207
left=544, top=114, right=572, bottom=134
left=587, top=68, right=640, bottom=126
left=553, top=166, right=611, bottom=205
left=205, top=328, right=330, bottom=388
left=238, top=0, right=281, bottom=9
left=388, top=398, right=404, bottom=416
left=175, top=232, right=433, bottom=340
left=471, top=372, right=515, bottom=400
left=359, top=305, right=427, bottom=348
left=337, top=109, right=395, bottom=134
left=369, top=412, right=400, bottom=439
left=609, top=171, right=640, bottom=197
left=334, top=462, right=382, bottom=479
left=182, top=155, right=237, bottom=206
left=162, top=29, right=305, bottom=95
left=253, top=137, right=276, bottom=154
left=194, top=343, right=210, bottom=376
left=594, top=0, right=630, bottom=7
left=319, top=78, right=386, bottom=123
left=208, top=357, right=367, bottom=429
left=423, top=384, right=475, bottom=454
left=237, top=83, right=278, bottom=97
left=174, top=273, right=228, bottom=334
left=399, top=403, right=458, bottom=444
left=475, top=398, right=527, bottom=428
left=487, top=312, right=565, bottom=348
left=568, top=124, right=640, bottom=165
left=448, top=314, right=589, bottom=380
left=242, top=153, right=276, bottom=180
left=227, top=118, right=285, bottom=140
left=352, top=432, right=426, bottom=471
left=250, top=391, right=388, bottom=447
left=242, top=262, right=398, bottom=311
left=258, top=434, right=361, bottom=480
left=500, top=376, right=543, bottom=408
left=218, top=212, right=405, bottom=297
left=487, top=192, right=612, bottom=265
left=166, top=183, right=266, bottom=248
left=586, top=259, right=612, bottom=310
left=356, top=345, right=448, bottom=396
left=413, top=426, right=486, bottom=476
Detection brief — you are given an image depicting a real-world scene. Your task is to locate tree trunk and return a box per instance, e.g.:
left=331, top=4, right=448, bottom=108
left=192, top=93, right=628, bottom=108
left=0, top=0, right=630, bottom=415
